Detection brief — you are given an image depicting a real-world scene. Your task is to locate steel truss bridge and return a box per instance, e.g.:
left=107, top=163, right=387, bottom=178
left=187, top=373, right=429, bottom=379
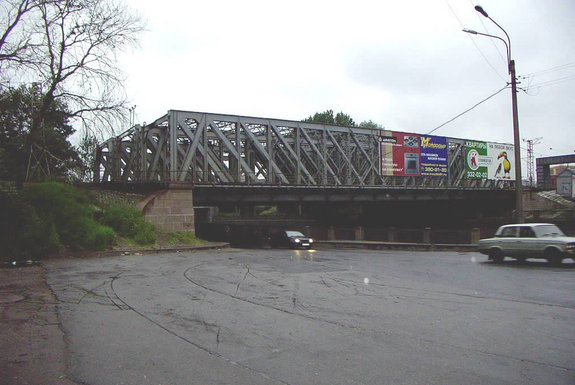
left=95, top=110, right=514, bottom=190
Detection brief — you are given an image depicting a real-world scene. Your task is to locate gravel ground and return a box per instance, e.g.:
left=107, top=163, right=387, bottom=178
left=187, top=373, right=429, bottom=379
left=0, top=265, right=80, bottom=385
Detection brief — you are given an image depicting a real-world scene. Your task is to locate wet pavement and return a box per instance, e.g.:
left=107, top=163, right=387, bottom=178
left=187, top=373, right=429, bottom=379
left=45, top=249, right=575, bottom=385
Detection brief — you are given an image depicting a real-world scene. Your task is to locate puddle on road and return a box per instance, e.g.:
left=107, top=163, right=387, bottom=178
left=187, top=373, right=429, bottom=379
left=268, top=250, right=344, bottom=274
left=291, top=249, right=325, bottom=262
left=225, top=249, right=344, bottom=274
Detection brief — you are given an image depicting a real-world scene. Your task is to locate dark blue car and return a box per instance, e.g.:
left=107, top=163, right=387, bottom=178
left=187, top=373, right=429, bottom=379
left=269, top=231, right=314, bottom=249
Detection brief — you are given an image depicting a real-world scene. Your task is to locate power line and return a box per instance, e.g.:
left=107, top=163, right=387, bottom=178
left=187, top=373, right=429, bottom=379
left=427, top=86, right=509, bottom=135
left=445, top=0, right=506, bottom=82
left=520, top=61, right=575, bottom=93
left=471, top=0, right=508, bottom=66
left=526, top=74, right=575, bottom=91
left=522, top=61, right=575, bottom=77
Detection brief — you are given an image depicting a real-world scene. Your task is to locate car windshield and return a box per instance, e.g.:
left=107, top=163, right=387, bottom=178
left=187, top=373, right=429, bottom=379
left=286, top=231, right=305, bottom=237
left=535, top=225, right=565, bottom=237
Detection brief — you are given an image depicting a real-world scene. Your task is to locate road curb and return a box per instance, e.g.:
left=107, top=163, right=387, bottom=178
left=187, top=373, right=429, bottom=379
left=315, top=240, right=477, bottom=252
left=103, top=241, right=231, bottom=256
left=0, top=242, right=231, bottom=266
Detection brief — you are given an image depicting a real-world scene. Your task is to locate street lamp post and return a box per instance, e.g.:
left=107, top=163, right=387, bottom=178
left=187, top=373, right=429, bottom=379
left=464, top=5, right=524, bottom=223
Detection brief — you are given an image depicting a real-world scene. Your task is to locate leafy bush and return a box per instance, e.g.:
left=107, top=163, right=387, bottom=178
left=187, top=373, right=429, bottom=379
left=100, top=204, right=156, bottom=245
left=0, top=190, right=61, bottom=260
left=84, top=223, right=117, bottom=251
left=132, top=221, right=156, bottom=245
left=99, top=205, right=140, bottom=237
left=21, top=182, right=116, bottom=251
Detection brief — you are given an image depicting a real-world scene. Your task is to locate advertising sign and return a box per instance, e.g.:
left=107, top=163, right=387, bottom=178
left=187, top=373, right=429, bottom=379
left=487, top=142, right=515, bottom=180
left=466, top=140, right=515, bottom=180
left=420, top=135, right=448, bottom=177
left=380, top=132, right=421, bottom=176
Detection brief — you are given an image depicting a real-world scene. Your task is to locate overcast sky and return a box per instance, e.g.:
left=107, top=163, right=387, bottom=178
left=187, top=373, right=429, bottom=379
left=118, top=0, right=575, bottom=170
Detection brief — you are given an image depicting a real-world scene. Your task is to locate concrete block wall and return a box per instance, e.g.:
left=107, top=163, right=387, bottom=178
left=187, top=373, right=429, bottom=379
left=140, top=188, right=195, bottom=234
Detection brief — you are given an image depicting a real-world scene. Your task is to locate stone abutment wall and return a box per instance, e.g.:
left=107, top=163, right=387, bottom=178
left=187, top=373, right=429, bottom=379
left=138, top=185, right=195, bottom=234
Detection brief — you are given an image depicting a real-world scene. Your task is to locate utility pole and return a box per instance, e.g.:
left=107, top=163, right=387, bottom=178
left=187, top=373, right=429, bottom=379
left=509, top=59, right=524, bottom=222
left=465, top=5, right=525, bottom=223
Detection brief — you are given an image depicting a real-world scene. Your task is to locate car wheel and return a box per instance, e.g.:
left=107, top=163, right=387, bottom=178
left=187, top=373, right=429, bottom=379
left=489, top=249, right=504, bottom=263
left=545, top=248, right=562, bottom=266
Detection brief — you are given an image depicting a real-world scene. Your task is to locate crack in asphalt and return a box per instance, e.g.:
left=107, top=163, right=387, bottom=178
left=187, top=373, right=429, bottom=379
left=183, top=264, right=575, bottom=374
left=235, top=265, right=250, bottom=296
left=105, top=273, right=291, bottom=385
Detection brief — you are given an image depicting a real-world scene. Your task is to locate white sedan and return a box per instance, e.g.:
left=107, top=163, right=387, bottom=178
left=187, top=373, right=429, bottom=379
left=477, top=223, right=575, bottom=264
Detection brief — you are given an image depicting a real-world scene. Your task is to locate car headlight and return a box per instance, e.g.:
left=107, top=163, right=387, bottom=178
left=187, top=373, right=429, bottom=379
left=309, top=238, right=314, bottom=243
left=294, top=239, right=301, bottom=243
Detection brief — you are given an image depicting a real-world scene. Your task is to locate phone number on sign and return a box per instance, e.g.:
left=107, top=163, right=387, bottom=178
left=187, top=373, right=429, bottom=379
left=467, top=171, right=488, bottom=179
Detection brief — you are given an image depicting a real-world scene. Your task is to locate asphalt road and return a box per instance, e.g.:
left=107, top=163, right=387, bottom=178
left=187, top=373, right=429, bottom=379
left=46, top=249, right=575, bottom=385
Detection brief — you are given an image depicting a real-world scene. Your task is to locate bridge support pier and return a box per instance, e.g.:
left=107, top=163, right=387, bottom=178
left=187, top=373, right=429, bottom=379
left=355, top=226, right=364, bottom=241
left=388, top=227, right=396, bottom=242
left=138, top=183, right=195, bottom=234
left=471, top=228, right=481, bottom=244
left=327, top=226, right=336, bottom=241
left=423, top=227, right=431, bottom=244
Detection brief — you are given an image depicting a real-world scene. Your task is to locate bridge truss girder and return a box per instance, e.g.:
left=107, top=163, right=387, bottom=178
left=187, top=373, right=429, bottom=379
left=95, top=110, right=510, bottom=189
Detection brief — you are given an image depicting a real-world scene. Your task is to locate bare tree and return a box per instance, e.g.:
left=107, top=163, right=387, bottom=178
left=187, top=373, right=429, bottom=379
left=1, top=0, right=144, bottom=138
left=0, top=0, right=42, bottom=76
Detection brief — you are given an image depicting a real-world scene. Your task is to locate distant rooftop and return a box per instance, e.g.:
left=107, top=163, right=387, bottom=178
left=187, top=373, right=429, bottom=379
left=557, top=168, right=575, bottom=177
left=537, top=190, right=575, bottom=209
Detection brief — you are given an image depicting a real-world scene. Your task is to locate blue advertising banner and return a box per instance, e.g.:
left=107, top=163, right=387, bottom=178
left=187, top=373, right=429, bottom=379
left=420, top=135, right=448, bottom=177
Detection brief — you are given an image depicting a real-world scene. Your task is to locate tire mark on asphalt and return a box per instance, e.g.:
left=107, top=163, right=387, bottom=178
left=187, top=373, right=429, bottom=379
left=184, top=265, right=575, bottom=374
left=340, top=271, right=575, bottom=311
left=106, top=272, right=291, bottom=385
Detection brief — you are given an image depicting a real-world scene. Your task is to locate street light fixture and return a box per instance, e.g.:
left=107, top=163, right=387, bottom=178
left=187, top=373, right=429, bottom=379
left=463, top=5, right=524, bottom=223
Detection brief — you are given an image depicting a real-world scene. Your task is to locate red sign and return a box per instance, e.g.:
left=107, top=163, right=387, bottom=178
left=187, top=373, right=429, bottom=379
left=380, top=132, right=421, bottom=176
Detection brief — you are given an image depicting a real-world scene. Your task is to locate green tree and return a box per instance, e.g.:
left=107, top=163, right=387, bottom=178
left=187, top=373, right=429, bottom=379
left=75, top=134, right=100, bottom=182
left=0, top=84, right=80, bottom=183
left=303, top=109, right=356, bottom=127
left=359, top=120, right=385, bottom=129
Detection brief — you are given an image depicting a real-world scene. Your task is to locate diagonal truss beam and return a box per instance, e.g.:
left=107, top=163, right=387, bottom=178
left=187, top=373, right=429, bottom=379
left=95, top=109, right=512, bottom=191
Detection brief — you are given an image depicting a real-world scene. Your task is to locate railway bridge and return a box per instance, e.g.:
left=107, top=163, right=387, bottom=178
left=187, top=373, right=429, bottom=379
left=95, top=110, right=516, bottom=233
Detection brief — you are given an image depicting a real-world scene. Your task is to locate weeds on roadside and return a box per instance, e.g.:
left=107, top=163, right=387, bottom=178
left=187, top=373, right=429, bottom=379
left=162, top=230, right=206, bottom=246
left=99, top=204, right=156, bottom=246
left=1, top=182, right=209, bottom=260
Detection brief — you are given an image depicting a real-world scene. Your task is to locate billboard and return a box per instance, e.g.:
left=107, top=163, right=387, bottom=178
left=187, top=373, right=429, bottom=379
left=465, top=140, right=515, bottom=180
left=380, top=132, right=421, bottom=176
left=380, top=132, right=448, bottom=177
left=420, top=135, right=448, bottom=177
